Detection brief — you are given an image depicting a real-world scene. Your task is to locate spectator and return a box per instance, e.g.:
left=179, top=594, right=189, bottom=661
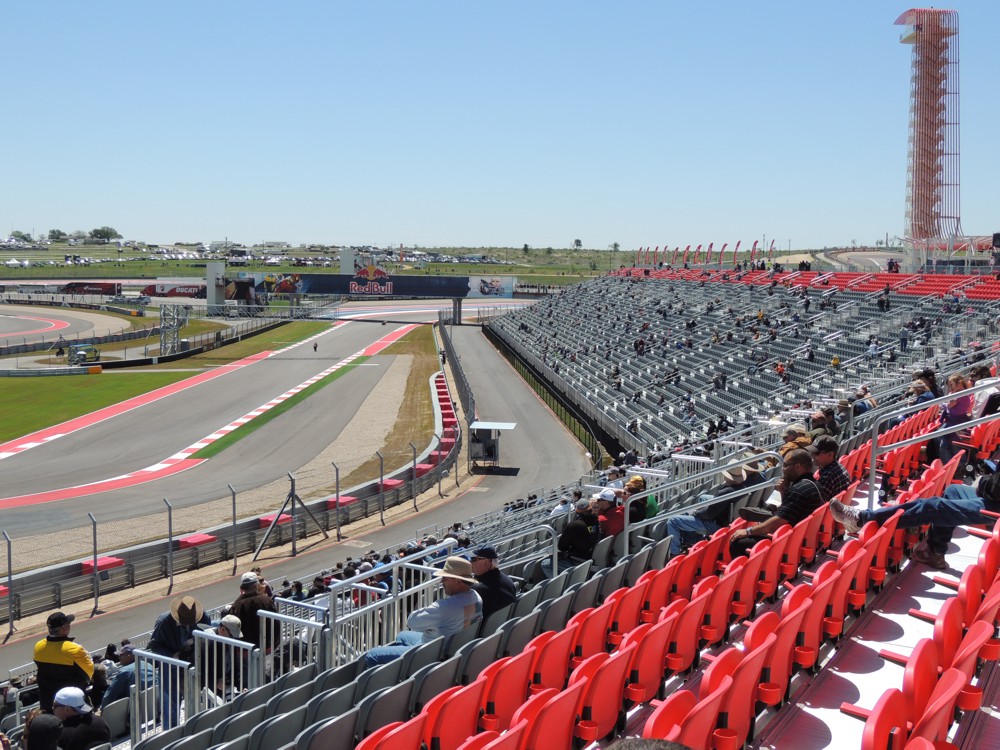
left=198, top=615, right=243, bottom=699
left=593, top=488, right=624, bottom=538
left=146, top=596, right=211, bottom=730
left=812, top=435, right=851, bottom=501
left=807, top=411, right=831, bottom=440
left=969, top=365, right=1000, bottom=417
left=290, top=581, right=306, bottom=601
left=52, top=687, right=110, bottom=750
left=363, top=557, right=482, bottom=667
left=542, top=498, right=601, bottom=577
left=307, top=576, right=328, bottom=598
left=938, top=373, right=973, bottom=462
left=550, top=490, right=578, bottom=517
left=229, top=572, right=278, bottom=650
left=469, top=547, right=517, bottom=619
left=777, top=423, right=812, bottom=458
left=99, top=645, right=153, bottom=708
left=605, top=467, right=624, bottom=489
left=830, top=468, right=1000, bottom=570
left=729, top=450, right=823, bottom=557
left=22, top=712, right=63, bottom=750
left=33, top=612, right=93, bottom=712
left=665, top=464, right=759, bottom=555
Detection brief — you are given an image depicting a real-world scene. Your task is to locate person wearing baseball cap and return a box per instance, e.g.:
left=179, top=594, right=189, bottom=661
left=52, top=686, right=110, bottom=748
left=469, top=547, right=517, bottom=618
left=228, top=571, right=277, bottom=650
left=32, top=611, right=93, bottom=712
left=364, top=556, right=482, bottom=667
left=593, top=487, right=625, bottom=538
left=99, top=643, right=154, bottom=708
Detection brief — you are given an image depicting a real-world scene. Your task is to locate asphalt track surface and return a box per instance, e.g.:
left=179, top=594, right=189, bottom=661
left=0, top=300, right=590, bottom=672
left=0, top=304, right=132, bottom=346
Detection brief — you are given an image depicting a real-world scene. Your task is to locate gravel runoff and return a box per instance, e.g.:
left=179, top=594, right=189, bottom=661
left=3, top=353, right=416, bottom=574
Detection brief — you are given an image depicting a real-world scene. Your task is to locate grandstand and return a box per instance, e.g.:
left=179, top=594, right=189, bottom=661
left=3, top=266, right=1000, bottom=750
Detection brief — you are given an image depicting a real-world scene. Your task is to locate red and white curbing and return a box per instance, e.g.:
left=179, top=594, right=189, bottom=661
left=0, top=324, right=420, bottom=508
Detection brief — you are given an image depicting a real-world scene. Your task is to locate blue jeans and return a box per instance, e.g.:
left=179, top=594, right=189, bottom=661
left=860, top=484, right=985, bottom=555
left=363, top=630, right=424, bottom=668
left=665, top=512, right=720, bottom=555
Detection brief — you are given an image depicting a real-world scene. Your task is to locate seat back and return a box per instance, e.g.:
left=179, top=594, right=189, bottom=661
left=479, top=649, right=536, bottom=732
left=423, top=676, right=489, bottom=750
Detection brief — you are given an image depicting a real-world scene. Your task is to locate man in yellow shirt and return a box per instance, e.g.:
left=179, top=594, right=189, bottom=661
left=33, top=611, right=94, bottom=712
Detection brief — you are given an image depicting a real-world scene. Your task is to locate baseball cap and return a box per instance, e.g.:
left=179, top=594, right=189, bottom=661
left=471, top=546, right=498, bottom=560
left=575, top=498, right=592, bottom=511
left=46, top=611, right=74, bottom=629
left=240, top=572, right=259, bottom=586
left=53, top=686, right=91, bottom=714
left=598, top=489, right=617, bottom=504
left=220, top=614, right=242, bottom=639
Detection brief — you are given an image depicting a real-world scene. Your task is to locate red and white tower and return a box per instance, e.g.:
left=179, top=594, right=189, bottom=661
left=895, top=8, right=961, bottom=243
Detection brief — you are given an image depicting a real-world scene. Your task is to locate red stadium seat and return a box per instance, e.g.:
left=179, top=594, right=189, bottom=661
left=479, top=650, right=535, bottom=732
left=528, top=625, right=576, bottom=693
left=423, top=676, right=489, bottom=750
left=699, top=633, right=776, bottom=748
left=642, top=675, right=733, bottom=750
left=356, top=714, right=428, bottom=750
left=622, top=610, right=680, bottom=703
left=568, top=642, right=636, bottom=741
left=665, top=578, right=716, bottom=676
left=515, top=682, right=587, bottom=750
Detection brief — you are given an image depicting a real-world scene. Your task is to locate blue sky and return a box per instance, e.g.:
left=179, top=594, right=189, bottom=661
left=2, top=1, right=997, bottom=251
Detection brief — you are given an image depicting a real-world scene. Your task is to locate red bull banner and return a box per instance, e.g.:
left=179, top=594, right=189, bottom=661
left=694, top=245, right=702, bottom=264
left=706, top=242, right=714, bottom=263
left=732, top=240, right=741, bottom=265
left=682, top=245, right=690, bottom=265
left=768, top=239, right=775, bottom=259
left=750, top=240, right=758, bottom=263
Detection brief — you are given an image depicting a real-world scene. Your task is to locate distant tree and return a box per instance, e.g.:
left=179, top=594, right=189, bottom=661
left=546, top=247, right=554, bottom=255
left=89, top=226, right=122, bottom=241
left=10, top=230, right=32, bottom=242
left=522, top=244, right=530, bottom=255
left=573, top=239, right=583, bottom=251
left=48, top=229, right=67, bottom=241
left=612, top=242, right=620, bottom=252
left=70, top=230, right=87, bottom=239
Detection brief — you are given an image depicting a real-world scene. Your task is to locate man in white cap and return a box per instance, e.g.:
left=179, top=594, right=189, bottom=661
left=363, top=556, right=482, bottom=667
left=52, top=686, right=110, bottom=750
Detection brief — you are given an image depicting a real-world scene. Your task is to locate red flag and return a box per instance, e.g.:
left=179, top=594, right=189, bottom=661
left=768, top=239, right=775, bottom=259
left=634, top=248, right=639, bottom=266
left=750, top=240, right=759, bottom=263
left=706, top=242, right=714, bottom=263
left=653, top=245, right=659, bottom=265
left=683, top=245, right=690, bottom=264
left=732, top=240, right=741, bottom=265
left=671, top=247, right=678, bottom=265
left=718, top=243, right=726, bottom=266
left=694, top=245, right=702, bottom=264
left=644, top=247, right=650, bottom=265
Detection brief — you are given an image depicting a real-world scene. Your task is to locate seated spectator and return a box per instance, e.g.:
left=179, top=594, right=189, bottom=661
left=363, top=557, right=482, bottom=667
left=938, top=373, right=973, bottom=462
left=778, top=423, right=812, bottom=458
left=306, top=576, right=328, bottom=598
left=550, top=490, right=580, bottom=517
left=23, top=712, right=63, bottom=750
left=807, top=411, right=831, bottom=440
left=969, top=365, right=1000, bottom=416
left=812, top=435, right=850, bottom=501
left=593, top=488, right=624, bottom=538
left=729, top=450, right=823, bottom=557
left=470, top=547, right=517, bottom=618
left=99, top=645, right=153, bottom=708
left=542, top=498, right=601, bottom=577
left=831, top=468, right=1000, bottom=570
left=665, top=464, right=759, bottom=555
left=52, top=687, right=110, bottom=750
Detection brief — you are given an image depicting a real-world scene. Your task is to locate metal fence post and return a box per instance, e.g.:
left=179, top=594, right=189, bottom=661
left=3, top=530, right=14, bottom=643
left=332, top=462, right=342, bottom=541
left=164, top=498, right=174, bottom=595
left=376, top=451, right=385, bottom=525
left=453, top=425, right=460, bottom=488
left=229, top=484, right=238, bottom=576
left=288, top=473, right=298, bottom=557
left=88, top=513, right=100, bottom=616
left=409, top=442, right=418, bottom=511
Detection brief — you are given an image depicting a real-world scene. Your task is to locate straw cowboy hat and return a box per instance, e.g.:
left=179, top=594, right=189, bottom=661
left=433, top=556, right=478, bottom=584
left=170, top=595, right=204, bottom=626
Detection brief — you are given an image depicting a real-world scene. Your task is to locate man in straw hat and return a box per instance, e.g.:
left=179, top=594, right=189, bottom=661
left=664, top=461, right=761, bottom=556
left=146, top=595, right=210, bottom=729
left=363, top=556, right=482, bottom=667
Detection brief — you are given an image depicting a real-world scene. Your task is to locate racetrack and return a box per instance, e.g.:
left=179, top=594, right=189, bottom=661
left=0, top=304, right=132, bottom=347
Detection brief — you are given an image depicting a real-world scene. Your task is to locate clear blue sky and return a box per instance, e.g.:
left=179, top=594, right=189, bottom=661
left=2, top=1, right=997, bottom=251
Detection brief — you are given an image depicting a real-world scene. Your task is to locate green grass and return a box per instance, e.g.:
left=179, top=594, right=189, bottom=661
left=192, top=357, right=369, bottom=458
left=0, top=372, right=193, bottom=442
left=141, top=321, right=331, bottom=369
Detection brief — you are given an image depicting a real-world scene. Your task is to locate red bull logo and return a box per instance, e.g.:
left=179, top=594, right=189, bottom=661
left=351, top=264, right=393, bottom=294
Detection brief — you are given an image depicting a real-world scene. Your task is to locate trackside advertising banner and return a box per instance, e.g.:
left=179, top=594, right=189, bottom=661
left=232, top=269, right=515, bottom=298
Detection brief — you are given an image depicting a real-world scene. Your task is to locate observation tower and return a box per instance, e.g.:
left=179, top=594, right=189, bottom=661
left=895, top=8, right=963, bottom=262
